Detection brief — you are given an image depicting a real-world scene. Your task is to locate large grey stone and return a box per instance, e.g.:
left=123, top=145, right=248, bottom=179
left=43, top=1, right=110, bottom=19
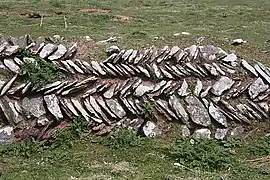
left=22, top=96, right=46, bottom=118
left=44, top=94, right=63, bottom=120
left=185, top=96, right=211, bottom=126
left=142, top=121, right=160, bottom=137
left=106, top=99, right=126, bottom=118
left=39, top=43, right=57, bottom=58
left=248, top=78, right=269, bottom=99
left=208, top=102, right=227, bottom=127
left=4, top=59, right=20, bottom=73
left=134, top=83, right=154, bottom=97
left=211, top=76, right=235, bottom=96
left=169, top=95, right=189, bottom=123
left=193, top=128, right=211, bottom=139
left=0, top=126, right=13, bottom=144
left=215, top=129, right=227, bottom=140
left=48, top=44, right=67, bottom=60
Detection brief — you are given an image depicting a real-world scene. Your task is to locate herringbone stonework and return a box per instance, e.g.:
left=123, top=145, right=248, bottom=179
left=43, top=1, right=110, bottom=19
left=0, top=35, right=269, bottom=142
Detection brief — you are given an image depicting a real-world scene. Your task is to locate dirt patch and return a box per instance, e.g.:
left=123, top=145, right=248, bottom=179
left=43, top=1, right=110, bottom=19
left=113, top=15, right=132, bottom=22
left=20, top=12, right=41, bottom=18
left=78, top=8, right=109, bottom=14
left=0, top=10, right=8, bottom=15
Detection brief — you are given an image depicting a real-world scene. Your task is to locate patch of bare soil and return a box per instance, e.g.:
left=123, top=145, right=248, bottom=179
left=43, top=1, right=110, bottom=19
left=0, top=10, right=7, bottom=15
left=20, top=12, right=41, bottom=18
left=113, top=15, right=132, bottom=22
left=78, top=8, right=109, bottom=14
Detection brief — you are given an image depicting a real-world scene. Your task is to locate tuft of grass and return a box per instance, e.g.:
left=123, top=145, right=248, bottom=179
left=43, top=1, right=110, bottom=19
left=46, top=116, right=90, bottom=149
left=169, top=138, right=236, bottom=171
left=20, top=49, right=65, bottom=89
left=247, top=136, right=270, bottom=157
left=104, top=126, right=143, bottom=149
left=140, top=101, right=156, bottom=120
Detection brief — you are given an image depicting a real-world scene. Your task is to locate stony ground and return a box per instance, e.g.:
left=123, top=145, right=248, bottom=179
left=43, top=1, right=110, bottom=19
left=0, top=0, right=270, bottom=179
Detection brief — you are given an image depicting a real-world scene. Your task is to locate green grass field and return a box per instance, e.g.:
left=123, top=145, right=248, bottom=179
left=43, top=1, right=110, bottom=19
left=0, top=0, right=270, bottom=179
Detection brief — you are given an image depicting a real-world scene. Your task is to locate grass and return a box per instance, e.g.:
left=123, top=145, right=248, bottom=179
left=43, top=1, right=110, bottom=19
left=1, top=121, right=270, bottom=179
left=0, top=0, right=269, bottom=63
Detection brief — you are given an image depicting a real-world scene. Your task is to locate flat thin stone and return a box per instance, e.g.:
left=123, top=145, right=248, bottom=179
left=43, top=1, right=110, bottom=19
left=160, top=66, right=174, bottom=79
left=241, top=60, right=258, bottom=77
left=48, top=44, right=67, bottom=60
left=0, top=98, right=24, bottom=124
left=137, top=65, right=151, bottom=78
left=4, top=45, right=20, bottom=56
left=168, top=46, right=180, bottom=57
left=156, top=99, right=178, bottom=120
left=0, top=74, right=17, bottom=96
left=61, top=60, right=75, bottom=74
left=185, top=96, right=211, bottom=127
left=248, top=78, right=269, bottom=99
left=96, top=96, right=117, bottom=119
left=105, top=99, right=126, bottom=118
left=152, top=63, right=163, bottom=79
left=222, top=53, right=237, bottom=63
left=103, top=84, right=117, bottom=99
left=71, top=98, right=90, bottom=121
left=8, top=83, right=26, bottom=95
left=209, top=102, right=227, bottom=127
left=169, top=95, right=189, bottom=123
left=4, top=59, right=20, bottom=73
left=254, top=64, right=270, bottom=84
left=134, top=83, right=154, bottom=97
left=39, top=43, right=57, bottom=59
left=122, top=49, right=133, bottom=61
left=83, top=99, right=102, bottom=122
left=66, top=60, right=84, bottom=74
left=120, top=97, right=137, bottom=115
left=194, top=79, right=203, bottom=97
left=44, top=94, right=63, bottom=120
left=91, top=61, right=106, bottom=75
left=89, top=96, right=111, bottom=123
left=178, top=79, right=189, bottom=96
left=211, top=76, right=235, bottom=96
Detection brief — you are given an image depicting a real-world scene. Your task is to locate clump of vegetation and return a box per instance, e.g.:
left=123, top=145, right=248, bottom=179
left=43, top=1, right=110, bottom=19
left=247, top=136, right=270, bottom=157
left=0, top=140, right=41, bottom=158
left=20, top=49, right=64, bottom=89
left=169, top=138, right=236, bottom=171
left=141, top=101, right=156, bottom=120
left=47, top=116, right=90, bottom=149
left=104, top=126, right=142, bottom=149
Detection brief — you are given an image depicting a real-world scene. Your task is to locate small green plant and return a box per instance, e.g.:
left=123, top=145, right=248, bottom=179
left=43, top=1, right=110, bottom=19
left=141, top=101, right=156, bottom=120
left=47, top=117, right=89, bottom=149
left=104, top=126, right=142, bottom=149
left=247, top=136, right=270, bottom=157
left=1, top=140, right=41, bottom=158
left=169, top=138, right=236, bottom=171
left=20, top=53, right=64, bottom=89
left=49, top=0, right=65, bottom=8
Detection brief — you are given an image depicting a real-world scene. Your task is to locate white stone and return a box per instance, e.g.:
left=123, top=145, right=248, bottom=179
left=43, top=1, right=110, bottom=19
left=193, top=128, right=211, bottom=139
left=211, top=76, right=235, bottom=96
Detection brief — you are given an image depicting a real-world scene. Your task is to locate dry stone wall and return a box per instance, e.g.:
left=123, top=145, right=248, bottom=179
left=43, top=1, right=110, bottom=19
left=0, top=34, right=269, bottom=143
